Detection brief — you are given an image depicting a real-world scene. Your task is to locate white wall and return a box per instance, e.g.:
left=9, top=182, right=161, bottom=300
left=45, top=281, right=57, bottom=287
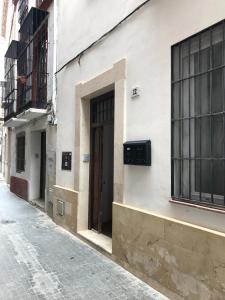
left=4, top=0, right=19, bottom=44
left=0, top=37, right=6, bottom=79
left=57, top=0, right=146, bottom=69
left=57, top=0, right=225, bottom=233
left=11, top=117, right=47, bottom=198
left=29, top=0, right=36, bottom=10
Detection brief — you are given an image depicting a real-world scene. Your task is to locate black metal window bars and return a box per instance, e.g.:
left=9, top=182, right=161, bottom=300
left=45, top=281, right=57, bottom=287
left=0, top=81, right=6, bottom=119
left=172, top=20, right=225, bottom=209
left=91, top=92, right=114, bottom=126
left=3, top=58, right=17, bottom=121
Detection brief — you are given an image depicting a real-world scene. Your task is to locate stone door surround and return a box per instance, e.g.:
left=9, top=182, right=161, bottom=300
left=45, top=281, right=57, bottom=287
left=74, top=59, right=126, bottom=231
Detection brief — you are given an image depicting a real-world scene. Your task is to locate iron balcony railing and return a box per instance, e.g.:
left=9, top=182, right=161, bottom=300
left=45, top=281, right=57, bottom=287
left=3, top=40, right=25, bottom=122
left=17, top=20, right=48, bottom=114
left=0, top=81, right=6, bottom=120
left=3, top=6, right=49, bottom=120
left=18, top=0, right=28, bottom=25
left=3, top=58, right=17, bottom=121
left=19, top=6, right=48, bottom=40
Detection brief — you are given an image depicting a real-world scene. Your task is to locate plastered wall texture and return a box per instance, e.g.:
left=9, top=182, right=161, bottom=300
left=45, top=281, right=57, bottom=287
left=113, top=203, right=225, bottom=300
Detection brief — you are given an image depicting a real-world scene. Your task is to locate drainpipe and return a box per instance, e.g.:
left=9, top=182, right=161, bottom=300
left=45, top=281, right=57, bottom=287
left=52, top=0, right=57, bottom=124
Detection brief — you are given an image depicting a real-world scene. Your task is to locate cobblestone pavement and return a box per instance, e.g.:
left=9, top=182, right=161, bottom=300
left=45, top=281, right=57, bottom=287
left=0, top=179, right=169, bottom=300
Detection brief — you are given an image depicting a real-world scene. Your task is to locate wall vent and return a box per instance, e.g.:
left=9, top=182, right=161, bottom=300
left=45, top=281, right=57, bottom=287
left=57, top=200, right=65, bottom=216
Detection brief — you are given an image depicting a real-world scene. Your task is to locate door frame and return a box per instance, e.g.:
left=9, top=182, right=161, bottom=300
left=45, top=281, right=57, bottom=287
left=74, top=59, right=126, bottom=232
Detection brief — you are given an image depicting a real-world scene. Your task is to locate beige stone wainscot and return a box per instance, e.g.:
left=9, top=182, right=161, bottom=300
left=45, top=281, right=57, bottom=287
left=53, top=185, right=78, bottom=234
left=112, top=202, right=225, bottom=300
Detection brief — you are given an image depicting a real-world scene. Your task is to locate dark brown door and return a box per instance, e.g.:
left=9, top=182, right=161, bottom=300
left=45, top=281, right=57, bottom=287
left=91, top=126, right=103, bottom=231
left=40, top=131, right=46, bottom=200
left=89, top=91, right=114, bottom=236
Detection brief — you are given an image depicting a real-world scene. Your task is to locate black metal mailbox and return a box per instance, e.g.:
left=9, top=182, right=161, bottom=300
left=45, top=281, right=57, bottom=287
left=123, top=140, right=151, bottom=166
left=62, top=152, right=72, bottom=170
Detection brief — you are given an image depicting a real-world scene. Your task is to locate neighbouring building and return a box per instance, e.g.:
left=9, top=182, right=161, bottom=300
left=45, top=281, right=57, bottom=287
left=0, top=0, right=8, bottom=174
left=53, top=0, right=225, bottom=299
left=0, top=0, right=15, bottom=182
left=0, top=37, right=6, bottom=173
left=1, top=0, right=57, bottom=216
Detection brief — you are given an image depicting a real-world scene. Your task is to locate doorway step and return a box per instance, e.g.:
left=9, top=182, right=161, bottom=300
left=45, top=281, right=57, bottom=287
left=78, top=230, right=112, bottom=254
left=29, top=199, right=45, bottom=211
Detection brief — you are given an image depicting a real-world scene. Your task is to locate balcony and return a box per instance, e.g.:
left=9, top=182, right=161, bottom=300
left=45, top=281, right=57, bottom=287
left=3, top=40, right=25, bottom=122
left=3, top=4, right=49, bottom=128
left=17, top=20, right=48, bottom=116
left=19, top=7, right=48, bottom=38
left=0, top=78, right=27, bottom=128
left=3, top=76, right=16, bottom=122
left=5, top=40, right=26, bottom=59
left=0, top=81, right=6, bottom=121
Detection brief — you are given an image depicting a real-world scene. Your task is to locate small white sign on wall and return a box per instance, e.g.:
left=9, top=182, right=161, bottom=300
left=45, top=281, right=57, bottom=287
left=83, top=154, right=90, bottom=162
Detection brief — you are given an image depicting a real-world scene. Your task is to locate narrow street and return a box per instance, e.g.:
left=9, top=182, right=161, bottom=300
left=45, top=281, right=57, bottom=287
left=0, top=178, right=168, bottom=300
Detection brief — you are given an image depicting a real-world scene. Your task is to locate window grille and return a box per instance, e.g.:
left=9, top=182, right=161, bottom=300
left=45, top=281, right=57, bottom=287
left=16, top=134, right=25, bottom=172
left=91, top=92, right=114, bottom=125
left=34, top=22, right=48, bottom=108
left=172, top=20, right=225, bottom=209
left=3, top=40, right=24, bottom=121
left=0, top=81, right=6, bottom=119
left=17, top=42, right=33, bottom=112
left=3, top=58, right=17, bottom=121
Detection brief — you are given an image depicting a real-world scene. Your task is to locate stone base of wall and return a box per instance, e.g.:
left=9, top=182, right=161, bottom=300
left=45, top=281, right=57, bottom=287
left=53, top=185, right=78, bottom=234
left=112, top=202, right=225, bottom=300
left=10, top=176, right=28, bottom=200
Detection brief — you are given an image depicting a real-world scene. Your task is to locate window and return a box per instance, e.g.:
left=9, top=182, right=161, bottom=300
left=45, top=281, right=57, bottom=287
left=172, top=21, right=225, bottom=209
left=16, top=134, right=25, bottom=172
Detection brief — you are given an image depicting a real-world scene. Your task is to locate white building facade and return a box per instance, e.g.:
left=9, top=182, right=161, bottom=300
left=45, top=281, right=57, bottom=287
left=0, top=37, right=6, bottom=173
left=53, top=0, right=225, bottom=299
left=2, top=0, right=57, bottom=216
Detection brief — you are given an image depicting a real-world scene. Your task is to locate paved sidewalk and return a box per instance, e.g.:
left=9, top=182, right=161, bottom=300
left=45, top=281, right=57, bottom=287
left=0, top=179, right=169, bottom=300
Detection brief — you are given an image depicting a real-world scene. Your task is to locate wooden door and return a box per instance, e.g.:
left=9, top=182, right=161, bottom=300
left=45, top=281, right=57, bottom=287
left=89, top=91, right=114, bottom=235
left=101, top=123, right=114, bottom=236
left=90, top=126, right=103, bottom=231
